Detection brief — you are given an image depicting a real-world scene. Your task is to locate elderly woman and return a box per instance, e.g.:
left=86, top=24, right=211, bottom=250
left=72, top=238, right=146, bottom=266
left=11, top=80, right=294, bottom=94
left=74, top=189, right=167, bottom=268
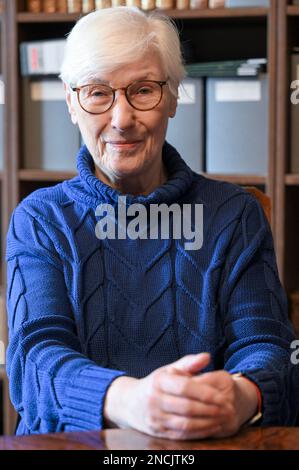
left=6, top=7, right=298, bottom=439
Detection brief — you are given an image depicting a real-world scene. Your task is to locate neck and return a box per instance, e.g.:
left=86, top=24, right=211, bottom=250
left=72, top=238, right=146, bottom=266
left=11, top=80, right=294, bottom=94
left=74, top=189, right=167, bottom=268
left=95, top=161, right=168, bottom=196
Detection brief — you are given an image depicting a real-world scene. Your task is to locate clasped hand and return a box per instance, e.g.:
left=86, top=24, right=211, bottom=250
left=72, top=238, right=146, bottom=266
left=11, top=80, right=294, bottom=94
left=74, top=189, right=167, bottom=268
left=104, top=353, right=258, bottom=440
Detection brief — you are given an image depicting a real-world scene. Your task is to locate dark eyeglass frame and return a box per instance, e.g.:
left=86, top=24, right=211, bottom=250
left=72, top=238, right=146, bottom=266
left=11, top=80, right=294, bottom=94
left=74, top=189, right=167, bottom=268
left=71, top=79, right=168, bottom=115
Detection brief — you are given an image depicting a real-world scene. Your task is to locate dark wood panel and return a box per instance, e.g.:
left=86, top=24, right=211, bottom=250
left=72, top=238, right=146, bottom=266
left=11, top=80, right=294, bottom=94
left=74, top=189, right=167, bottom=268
left=286, top=174, right=299, bottom=185
left=287, top=5, right=299, bottom=16
left=19, top=169, right=76, bottom=181
left=275, top=0, right=288, bottom=282
left=284, top=186, right=299, bottom=292
left=203, top=174, right=266, bottom=185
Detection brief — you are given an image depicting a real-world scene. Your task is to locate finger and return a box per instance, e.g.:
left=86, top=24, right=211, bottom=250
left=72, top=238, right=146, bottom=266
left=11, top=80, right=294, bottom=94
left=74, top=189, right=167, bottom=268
left=159, top=393, right=223, bottom=419
left=161, top=413, right=223, bottom=440
left=158, top=375, right=224, bottom=406
left=195, top=370, right=233, bottom=390
left=168, top=353, right=211, bottom=376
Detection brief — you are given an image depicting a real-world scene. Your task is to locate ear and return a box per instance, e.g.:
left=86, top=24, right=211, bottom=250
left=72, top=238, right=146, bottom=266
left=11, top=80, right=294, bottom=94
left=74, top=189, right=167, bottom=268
left=64, top=82, right=78, bottom=125
left=168, top=93, right=177, bottom=119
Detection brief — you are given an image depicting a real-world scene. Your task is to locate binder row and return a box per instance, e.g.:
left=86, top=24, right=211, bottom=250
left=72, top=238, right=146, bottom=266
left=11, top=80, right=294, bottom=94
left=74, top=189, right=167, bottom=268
left=25, top=0, right=269, bottom=14
left=18, top=75, right=269, bottom=175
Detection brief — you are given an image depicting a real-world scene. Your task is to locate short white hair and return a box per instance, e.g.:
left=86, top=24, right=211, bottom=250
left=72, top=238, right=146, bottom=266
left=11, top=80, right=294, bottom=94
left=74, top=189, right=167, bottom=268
left=59, top=6, right=185, bottom=97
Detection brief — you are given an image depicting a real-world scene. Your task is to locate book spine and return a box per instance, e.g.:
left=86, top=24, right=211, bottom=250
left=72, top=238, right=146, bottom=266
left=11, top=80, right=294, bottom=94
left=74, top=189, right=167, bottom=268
left=27, top=0, right=42, bottom=12
left=67, top=0, right=82, bottom=12
left=126, top=0, right=142, bottom=7
left=111, top=0, right=126, bottom=5
left=156, top=0, right=174, bottom=8
left=43, top=0, right=57, bottom=12
left=176, top=0, right=190, bottom=9
left=209, top=0, right=225, bottom=7
left=27, top=43, right=43, bottom=75
left=141, top=0, right=156, bottom=9
left=56, top=0, right=68, bottom=11
left=190, top=0, right=208, bottom=8
left=20, top=43, right=29, bottom=76
left=95, top=0, right=112, bottom=7
left=82, top=0, right=95, bottom=11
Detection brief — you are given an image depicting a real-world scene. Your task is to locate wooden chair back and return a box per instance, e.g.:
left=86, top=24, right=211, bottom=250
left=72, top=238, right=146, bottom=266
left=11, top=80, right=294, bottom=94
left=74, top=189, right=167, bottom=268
left=244, top=186, right=271, bottom=224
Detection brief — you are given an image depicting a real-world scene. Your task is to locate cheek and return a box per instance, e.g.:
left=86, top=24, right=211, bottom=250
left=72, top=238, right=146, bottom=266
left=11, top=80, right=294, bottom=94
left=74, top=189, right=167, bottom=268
left=78, top=117, right=105, bottom=146
left=148, top=114, right=169, bottom=144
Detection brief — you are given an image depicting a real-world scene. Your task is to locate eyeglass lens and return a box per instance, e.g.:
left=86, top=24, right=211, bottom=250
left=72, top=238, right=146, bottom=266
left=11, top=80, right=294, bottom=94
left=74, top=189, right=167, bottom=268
left=79, top=81, right=163, bottom=113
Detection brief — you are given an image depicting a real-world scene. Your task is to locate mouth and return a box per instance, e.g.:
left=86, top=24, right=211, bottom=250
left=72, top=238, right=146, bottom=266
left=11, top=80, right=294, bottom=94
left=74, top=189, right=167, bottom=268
left=106, top=140, right=142, bottom=150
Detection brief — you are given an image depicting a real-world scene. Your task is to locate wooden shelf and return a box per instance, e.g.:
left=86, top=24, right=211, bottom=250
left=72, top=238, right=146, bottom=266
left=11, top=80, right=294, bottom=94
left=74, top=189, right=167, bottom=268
left=18, top=170, right=266, bottom=186
left=287, top=5, right=299, bottom=16
left=17, top=12, right=81, bottom=23
left=0, top=367, right=5, bottom=381
left=203, top=173, right=266, bottom=185
left=285, top=174, right=299, bottom=185
left=19, top=169, right=76, bottom=182
left=16, top=8, right=268, bottom=23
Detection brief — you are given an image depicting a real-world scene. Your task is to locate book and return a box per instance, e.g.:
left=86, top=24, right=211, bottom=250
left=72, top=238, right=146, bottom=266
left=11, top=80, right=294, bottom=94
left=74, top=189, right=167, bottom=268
left=156, top=0, right=174, bottom=8
left=126, top=0, right=141, bottom=6
left=141, top=0, right=156, bottom=9
left=20, top=39, right=66, bottom=76
left=225, top=0, right=269, bottom=6
left=176, top=0, right=190, bottom=9
left=190, top=0, right=207, bottom=8
left=57, top=0, right=68, bottom=11
left=185, top=58, right=267, bottom=78
left=27, top=0, right=42, bottom=12
left=82, top=0, right=95, bottom=11
left=209, top=0, right=225, bottom=8
left=67, top=0, right=82, bottom=12
left=43, top=0, right=57, bottom=12
left=95, top=0, right=112, bottom=7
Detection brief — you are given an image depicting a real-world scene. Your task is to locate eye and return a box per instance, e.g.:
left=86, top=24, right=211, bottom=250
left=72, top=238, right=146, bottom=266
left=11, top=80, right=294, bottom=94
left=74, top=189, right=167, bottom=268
left=90, top=88, right=110, bottom=97
left=136, top=86, right=153, bottom=95
left=82, top=85, right=111, bottom=100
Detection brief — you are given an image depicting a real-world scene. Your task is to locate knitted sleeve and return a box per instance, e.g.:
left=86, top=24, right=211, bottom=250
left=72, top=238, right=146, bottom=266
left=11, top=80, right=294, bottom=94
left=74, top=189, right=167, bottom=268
left=220, top=196, right=299, bottom=425
left=5, top=202, right=125, bottom=434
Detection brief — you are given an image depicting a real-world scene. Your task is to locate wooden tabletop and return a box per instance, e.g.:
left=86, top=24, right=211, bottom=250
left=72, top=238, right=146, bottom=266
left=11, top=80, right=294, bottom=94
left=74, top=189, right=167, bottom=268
left=0, top=427, right=299, bottom=450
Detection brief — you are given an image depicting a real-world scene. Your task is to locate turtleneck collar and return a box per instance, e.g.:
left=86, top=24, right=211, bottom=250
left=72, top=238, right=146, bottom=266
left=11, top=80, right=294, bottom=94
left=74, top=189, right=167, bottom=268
left=63, top=141, right=195, bottom=209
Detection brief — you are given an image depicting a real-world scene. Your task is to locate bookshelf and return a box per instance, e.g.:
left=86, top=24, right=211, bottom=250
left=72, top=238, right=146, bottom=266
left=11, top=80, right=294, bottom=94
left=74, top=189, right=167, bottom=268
left=276, top=0, right=299, bottom=294
left=1, top=0, right=299, bottom=435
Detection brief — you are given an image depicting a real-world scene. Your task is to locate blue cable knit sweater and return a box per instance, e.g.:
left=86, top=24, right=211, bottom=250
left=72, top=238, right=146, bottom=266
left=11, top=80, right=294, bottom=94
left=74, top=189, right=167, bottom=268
left=6, top=142, right=298, bottom=435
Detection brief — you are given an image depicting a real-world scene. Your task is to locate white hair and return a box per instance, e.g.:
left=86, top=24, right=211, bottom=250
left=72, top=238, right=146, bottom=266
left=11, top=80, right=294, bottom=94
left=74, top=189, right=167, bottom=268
left=59, top=6, right=185, bottom=97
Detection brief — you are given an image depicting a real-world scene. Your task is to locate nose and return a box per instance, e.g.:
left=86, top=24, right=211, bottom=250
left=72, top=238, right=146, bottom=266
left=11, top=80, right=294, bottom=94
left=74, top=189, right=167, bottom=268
left=110, top=91, right=136, bottom=131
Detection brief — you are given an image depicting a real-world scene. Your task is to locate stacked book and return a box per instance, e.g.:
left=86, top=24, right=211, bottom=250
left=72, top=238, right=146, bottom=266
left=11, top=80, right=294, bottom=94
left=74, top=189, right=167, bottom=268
left=25, top=0, right=269, bottom=13
left=186, top=58, right=267, bottom=78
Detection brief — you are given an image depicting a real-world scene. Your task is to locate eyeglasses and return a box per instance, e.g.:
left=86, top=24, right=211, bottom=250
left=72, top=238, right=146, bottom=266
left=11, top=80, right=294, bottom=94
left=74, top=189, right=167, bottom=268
left=71, top=80, right=168, bottom=115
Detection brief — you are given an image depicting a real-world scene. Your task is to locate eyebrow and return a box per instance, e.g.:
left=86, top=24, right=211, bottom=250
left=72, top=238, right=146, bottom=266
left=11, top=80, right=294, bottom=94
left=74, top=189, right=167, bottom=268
left=86, top=74, right=157, bottom=85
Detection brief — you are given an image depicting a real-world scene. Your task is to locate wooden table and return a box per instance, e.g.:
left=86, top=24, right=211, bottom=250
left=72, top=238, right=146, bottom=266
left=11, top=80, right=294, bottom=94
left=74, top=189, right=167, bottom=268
left=0, top=427, right=299, bottom=450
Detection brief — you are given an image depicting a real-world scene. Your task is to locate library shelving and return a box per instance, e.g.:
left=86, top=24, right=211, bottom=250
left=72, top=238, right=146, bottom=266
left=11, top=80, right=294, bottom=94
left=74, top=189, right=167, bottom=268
left=1, top=0, right=299, bottom=434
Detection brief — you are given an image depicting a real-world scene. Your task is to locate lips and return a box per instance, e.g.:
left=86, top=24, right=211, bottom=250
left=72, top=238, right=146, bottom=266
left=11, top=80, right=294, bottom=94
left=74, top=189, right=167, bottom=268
left=107, top=140, right=142, bottom=150
left=108, top=140, right=142, bottom=144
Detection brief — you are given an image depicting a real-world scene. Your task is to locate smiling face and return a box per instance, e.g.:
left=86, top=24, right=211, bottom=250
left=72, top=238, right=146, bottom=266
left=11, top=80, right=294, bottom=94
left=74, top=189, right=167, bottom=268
left=65, top=51, right=177, bottom=195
